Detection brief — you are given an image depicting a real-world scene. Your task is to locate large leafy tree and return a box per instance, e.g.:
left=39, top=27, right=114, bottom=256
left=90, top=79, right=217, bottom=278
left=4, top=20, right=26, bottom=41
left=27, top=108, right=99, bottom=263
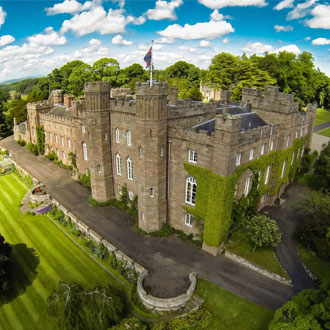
left=0, top=234, right=12, bottom=299
left=269, top=281, right=330, bottom=330
left=314, top=142, right=330, bottom=187
left=5, top=98, right=27, bottom=129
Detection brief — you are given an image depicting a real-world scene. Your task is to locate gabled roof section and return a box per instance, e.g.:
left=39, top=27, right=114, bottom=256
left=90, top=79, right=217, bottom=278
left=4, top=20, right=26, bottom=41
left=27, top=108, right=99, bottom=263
left=240, top=112, right=267, bottom=131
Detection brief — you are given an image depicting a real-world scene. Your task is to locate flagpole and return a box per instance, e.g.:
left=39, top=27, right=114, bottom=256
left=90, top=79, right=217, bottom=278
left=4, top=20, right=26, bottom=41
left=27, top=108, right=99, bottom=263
left=150, top=40, right=153, bottom=87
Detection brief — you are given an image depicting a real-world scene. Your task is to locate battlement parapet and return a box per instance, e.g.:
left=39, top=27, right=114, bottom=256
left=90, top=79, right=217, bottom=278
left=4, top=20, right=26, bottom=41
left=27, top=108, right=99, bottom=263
left=85, top=81, right=110, bottom=93
left=110, top=97, right=136, bottom=114
left=135, top=81, right=168, bottom=96
left=39, top=113, right=75, bottom=125
left=27, top=101, right=50, bottom=111
left=110, top=88, right=131, bottom=98
left=169, top=125, right=214, bottom=145
left=168, top=99, right=216, bottom=118
left=239, top=125, right=272, bottom=145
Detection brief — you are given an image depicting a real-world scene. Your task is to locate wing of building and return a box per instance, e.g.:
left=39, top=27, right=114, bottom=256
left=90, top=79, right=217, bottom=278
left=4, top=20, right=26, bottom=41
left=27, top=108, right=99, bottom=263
left=14, top=82, right=317, bottom=256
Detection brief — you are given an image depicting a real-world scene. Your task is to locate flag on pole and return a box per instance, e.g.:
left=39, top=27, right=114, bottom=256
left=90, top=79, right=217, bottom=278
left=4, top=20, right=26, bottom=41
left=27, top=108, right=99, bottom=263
left=144, top=46, right=152, bottom=68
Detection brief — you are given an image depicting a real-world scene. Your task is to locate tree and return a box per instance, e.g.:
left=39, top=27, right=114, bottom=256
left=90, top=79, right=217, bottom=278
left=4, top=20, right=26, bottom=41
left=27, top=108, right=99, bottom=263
left=314, top=141, right=330, bottom=187
left=4, top=98, right=27, bottom=129
left=269, top=281, right=330, bottom=330
left=47, top=282, right=126, bottom=330
left=0, top=234, right=12, bottom=299
left=247, top=215, right=281, bottom=252
left=110, top=317, right=147, bottom=330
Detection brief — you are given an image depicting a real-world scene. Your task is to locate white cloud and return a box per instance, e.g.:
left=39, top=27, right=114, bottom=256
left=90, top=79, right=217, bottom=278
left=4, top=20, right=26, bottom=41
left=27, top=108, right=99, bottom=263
left=61, top=7, right=138, bottom=36
left=112, top=34, right=133, bottom=45
left=73, top=38, right=109, bottom=59
left=200, top=40, right=211, bottom=47
left=179, top=45, right=197, bottom=52
left=158, top=19, right=234, bottom=40
left=146, top=0, right=182, bottom=20
left=312, top=37, right=330, bottom=45
left=305, top=36, right=311, bottom=40
left=274, top=25, right=293, bottom=32
left=28, top=27, right=67, bottom=47
left=155, top=37, right=174, bottom=44
left=210, top=9, right=224, bottom=21
left=0, top=35, right=15, bottom=47
left=287, top=0, right=318, bottom=20
left=46, top=0, right=84, bottom=15
left=273, top=0, right=294, bottom=10
left=242, top=42, right=301, bottom=55
left=0, top=7, right=7, bottom=30
left=305, top=4, right=330, bottom=29
left=198, top=0, right=267, bottom=9
left=223, top=38, right=229, bottom=43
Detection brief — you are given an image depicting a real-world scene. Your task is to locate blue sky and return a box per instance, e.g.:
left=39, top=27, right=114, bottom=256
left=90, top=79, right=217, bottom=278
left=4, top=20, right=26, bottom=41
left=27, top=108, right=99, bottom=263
left=1, top=0, right=330, bottom=82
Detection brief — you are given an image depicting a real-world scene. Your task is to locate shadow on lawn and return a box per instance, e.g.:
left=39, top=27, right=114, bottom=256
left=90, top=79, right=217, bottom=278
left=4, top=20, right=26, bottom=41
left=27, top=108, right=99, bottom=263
left=1, top=243, right=40, bottom=305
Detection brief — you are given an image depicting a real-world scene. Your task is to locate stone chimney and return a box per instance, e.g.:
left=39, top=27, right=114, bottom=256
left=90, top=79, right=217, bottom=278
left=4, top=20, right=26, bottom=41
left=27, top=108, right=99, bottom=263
left=220, top=90, right=231, bottom=114
left=246, top=101, right=252, bottom=112
left=64, top=94, right=74, bottom=108
left=169, top=87, right=178, bottom=105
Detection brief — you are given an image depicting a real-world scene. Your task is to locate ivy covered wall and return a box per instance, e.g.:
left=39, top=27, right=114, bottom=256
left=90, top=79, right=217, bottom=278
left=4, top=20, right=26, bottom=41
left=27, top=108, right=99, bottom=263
left=183, top=136, right=308, bottom=248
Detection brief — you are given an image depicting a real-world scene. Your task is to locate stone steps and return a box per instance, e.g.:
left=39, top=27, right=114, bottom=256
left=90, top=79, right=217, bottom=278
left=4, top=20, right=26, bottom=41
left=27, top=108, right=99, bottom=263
left=180, top=295, right=205, bottom=316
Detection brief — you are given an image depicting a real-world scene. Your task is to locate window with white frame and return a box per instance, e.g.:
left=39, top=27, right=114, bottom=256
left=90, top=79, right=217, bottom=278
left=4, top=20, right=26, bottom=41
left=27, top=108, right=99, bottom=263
left=127, top=130, right=131, bottom=146
left=104, top=133, right=107, bottom=141
left=270, top=140, right=274, bottom=151
left=139, top=147, right=143, bottom=158
left=56, top=149, right=59, bottom=157
left=61, top=136, right=64, bottom=146
left=68, top=138, right=71, bottom=148
left=49, top=132, right=52, bottom=142
left=97, top=165, right=101, bottom=173
left=188, top=150, right=197, bottom=163
left=286, top=135, right=290, bottom=147
left=160, top=147, right=164, bottom=157
left=115, top=128, right=120, bottom=143
left=33, top=129, right=35, bottom=137
left=185, top=176, right=197, bottom=205
left=128, top=190, right=133, bottom=200
left=234, top=184, right=238, bottom=197
left=81, top=124, right=85, bottom=133
left=62, top=151, right=66, bottom=160
left=185, top=213, right=193, bottom=227
left=281, top=160, right=287, bottom=178
left=260, top=143, right=265, bottom=156
left=55, top=134, right=58, bottom=143
left=265, top=165, right=271, bottom=184
left=82, top=142, right=88, bottom=161
left=116, top=154, right=121, bottom=175
left=127, top=157, right=133, bottom=180
left=236, top=153, right=241, bottom=166
left=150, top=188, right=154, bottom=197
left=291, top=151, right=296, bottom=165
left=244, top=177, right=251, bottom=196
left=249, top=148, right=254, bottom=161
left=141, top=212, right=144, bottom=221
left=118, top=184, right=122, bottom=195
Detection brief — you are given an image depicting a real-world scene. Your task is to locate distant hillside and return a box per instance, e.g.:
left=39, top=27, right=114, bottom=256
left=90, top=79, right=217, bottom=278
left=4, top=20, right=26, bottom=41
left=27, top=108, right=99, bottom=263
left=0, top=77, right=43, bottom=95
left=0, top=77, right=41, bottom=85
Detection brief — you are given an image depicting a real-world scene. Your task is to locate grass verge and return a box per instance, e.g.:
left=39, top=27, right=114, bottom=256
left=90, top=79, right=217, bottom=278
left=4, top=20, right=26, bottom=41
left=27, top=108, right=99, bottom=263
left=317, top=126, right=330, bottom=137
left=296, top=243, right=330, bottom=283
left=196, top=279, right=273, bottom=330
left=226, top=231, right=289, bottom=279
left=315, top=108, right=330, bottom=126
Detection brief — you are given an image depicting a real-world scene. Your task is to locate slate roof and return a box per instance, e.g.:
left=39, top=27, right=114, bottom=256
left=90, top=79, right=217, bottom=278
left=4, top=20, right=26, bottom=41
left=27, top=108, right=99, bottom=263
left=216, top=103, right=247, bottom=115
left=47, top=105, right=73, bottom=118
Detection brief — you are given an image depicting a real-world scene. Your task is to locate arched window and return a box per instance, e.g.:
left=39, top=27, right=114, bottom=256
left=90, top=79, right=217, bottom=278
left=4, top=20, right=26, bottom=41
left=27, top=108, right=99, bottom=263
left=116, top=154, right=121, bottom=175
left=97, top=165, right=101, bottom=173
left=127, top=157, right=133, bottom=180
left=127, top=130, right=131, bottom=146
left=115, top=128, right=120, bottom=143
left=185, top=176, right=197, bottom=205
left=82, top=142, right=88, bottom=161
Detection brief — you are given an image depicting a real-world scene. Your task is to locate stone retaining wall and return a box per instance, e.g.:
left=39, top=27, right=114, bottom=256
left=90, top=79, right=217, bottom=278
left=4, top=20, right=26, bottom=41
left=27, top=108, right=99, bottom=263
left=296, top=247, right=319, bottom=283
left=224, top=250, right=292, bottom=286
left=137, top=271, right=196, bottom=312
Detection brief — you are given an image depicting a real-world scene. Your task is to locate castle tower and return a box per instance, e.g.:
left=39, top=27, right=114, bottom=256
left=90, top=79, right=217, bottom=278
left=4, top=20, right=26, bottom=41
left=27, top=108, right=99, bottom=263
left=135, top=81, right=168, bottom=232
left=84, top=82, right=114, bottom=202
left=306, top=103, right=317, bottom=148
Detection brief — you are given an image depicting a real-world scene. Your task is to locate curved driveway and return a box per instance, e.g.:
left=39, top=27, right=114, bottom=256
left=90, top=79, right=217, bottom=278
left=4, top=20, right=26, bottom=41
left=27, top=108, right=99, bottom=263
left=0, top=136, right=316, bottom=310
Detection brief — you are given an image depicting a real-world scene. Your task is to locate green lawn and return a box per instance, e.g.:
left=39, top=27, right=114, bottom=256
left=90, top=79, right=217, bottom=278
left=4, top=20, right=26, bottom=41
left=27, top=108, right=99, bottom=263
left=0, top=174, right=125, bottom=330
left=196, top=279, right=273, bottom=330
left=226, top=231, right=289, bottom=279
left=297, top=243, right=330, bottom=283
left=315, top=108, right=330, bottom=126
left=317, top=126, right=330, bottom=137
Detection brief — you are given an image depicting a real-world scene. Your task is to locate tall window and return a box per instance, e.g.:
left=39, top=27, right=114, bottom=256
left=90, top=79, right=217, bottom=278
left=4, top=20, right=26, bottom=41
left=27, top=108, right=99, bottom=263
left=260, top=143, right=265, bottom=156
left=286, top=135, right=290, bottom=147
left=55, top=134, right=58, bottom=143
left=128, top=190, right=134, bottom=200
left=188, top=150, right=197, bottom=163
left=185, top=213, right=193, bottom=227
left=116, top=154, right=121, bottom=175
left=127, top=130, right=131, bottom=146
left=82, top=142, right=88, bottom=161
left=281, top=160, right=287, bottom=178
left=249, top=148, right=254, bottom=161
left=150, top=188, right=154, bottom=197
left=265, top=165, right=271, bottom=184
left=61, top=136, right=64, bottom=146
left=97, top=165, right=101, bottom=173
left=68, top=138, right=71, bottom=148
left=291, top=151, right=296, bottom=165
left=185, top=176, right=197, bottom=205
left=127, top=157, right=133, bottom=180
left=244, top=177, right=251, bottom=196
left=49, top=132, right=52, bottom=142
left=81, top=124, right=85, bottom=133
left=236, top=153, right=241, bottom=166
left=160, top=147, right=164, bottom=157
left=56, top=149, right=59, bottom=157
left=139, top=147, right=143, bottom=158
left=270, top=140, right=274, bottom=151
left=118, top=184, right=122, bottom=195
left=115, top=128, right=120, bottom=143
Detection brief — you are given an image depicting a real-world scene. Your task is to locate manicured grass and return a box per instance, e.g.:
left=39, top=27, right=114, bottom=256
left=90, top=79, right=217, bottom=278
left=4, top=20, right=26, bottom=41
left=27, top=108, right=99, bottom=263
left=226, top=231, right=289, bottom=279
left=315, top=108, right=330, bottom=126
left=297, top=243, right=330, bottom=283
left=297, top=173, right=328, bottom=190
left=0, top=174, right=126, bottom=330
left=317, top=126, right=330, bottom=137
left=196, top=279, right=273, bottom=330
